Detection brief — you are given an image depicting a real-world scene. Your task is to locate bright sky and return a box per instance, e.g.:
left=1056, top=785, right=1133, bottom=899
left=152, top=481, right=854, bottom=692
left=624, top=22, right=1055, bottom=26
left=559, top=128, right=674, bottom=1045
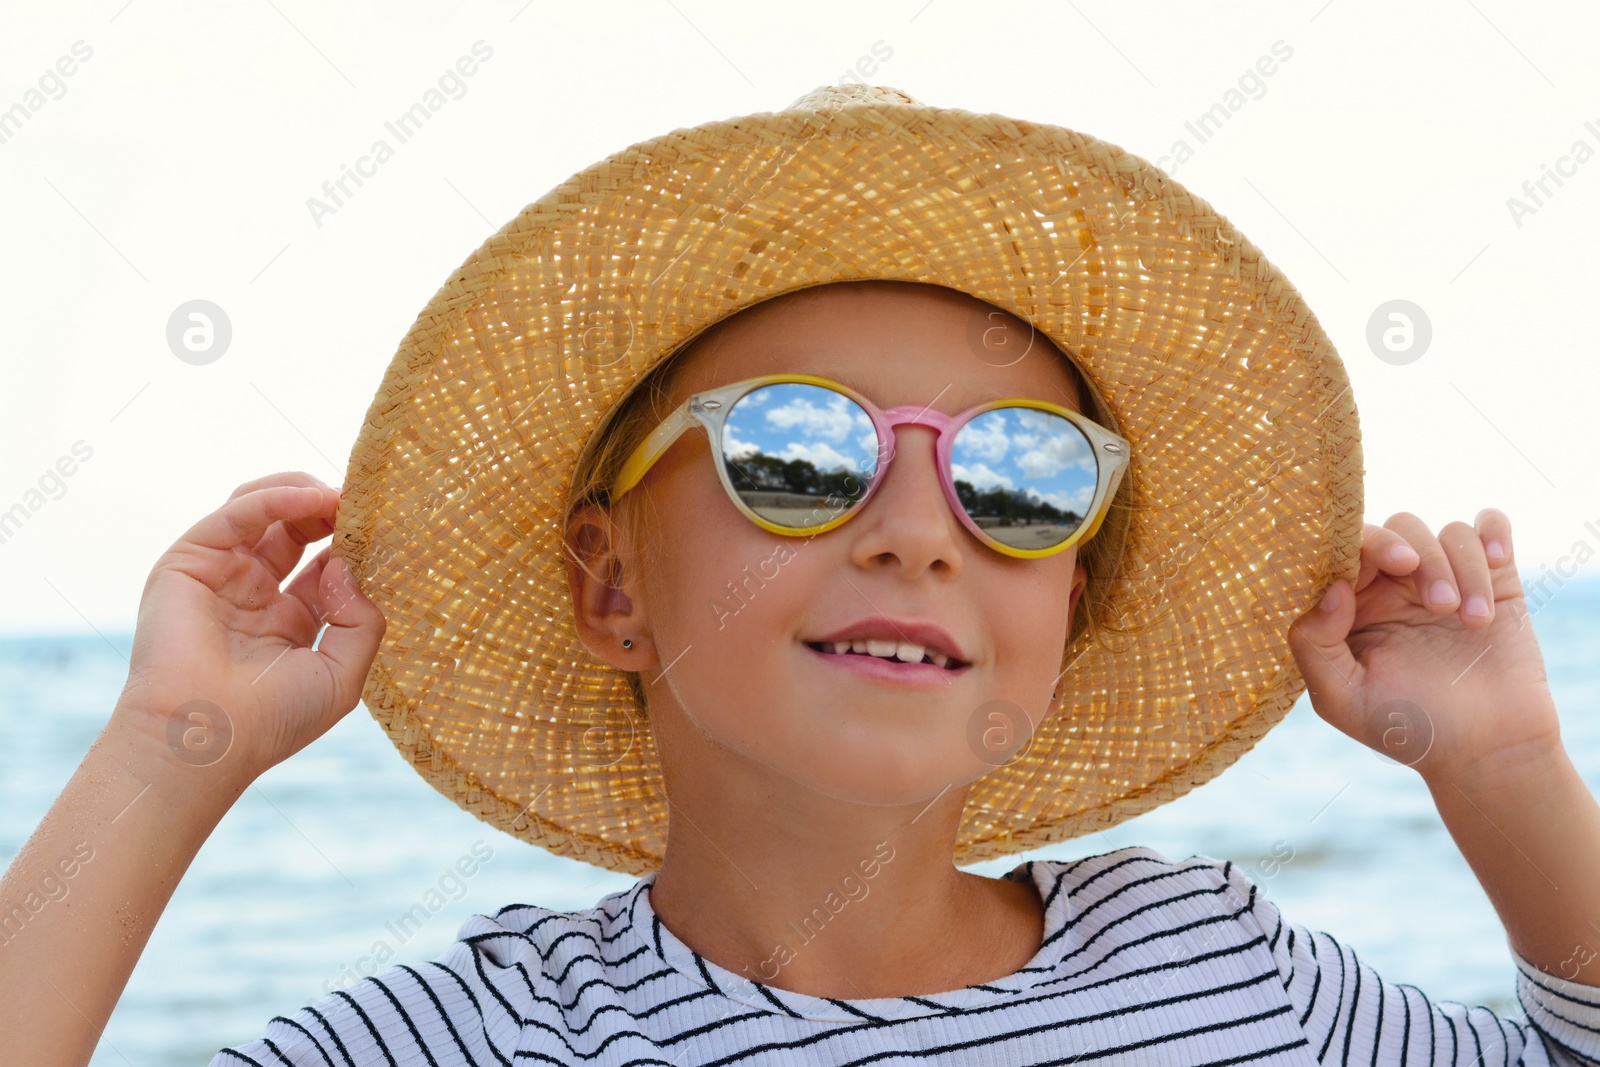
left=3, top=1, right=1599, bottom=634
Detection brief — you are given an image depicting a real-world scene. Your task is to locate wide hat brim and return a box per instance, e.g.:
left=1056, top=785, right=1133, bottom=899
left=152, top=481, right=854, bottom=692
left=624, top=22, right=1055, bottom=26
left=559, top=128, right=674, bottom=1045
left=334, top=83, right=1363, bottom=876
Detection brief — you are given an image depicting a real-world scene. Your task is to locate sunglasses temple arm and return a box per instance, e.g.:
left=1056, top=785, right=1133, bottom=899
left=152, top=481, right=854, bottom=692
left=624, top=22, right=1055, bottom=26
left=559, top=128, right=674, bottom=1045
left=1076, top=451, right=1129, bottom=544
left=611, top=403, right=700, bottom=501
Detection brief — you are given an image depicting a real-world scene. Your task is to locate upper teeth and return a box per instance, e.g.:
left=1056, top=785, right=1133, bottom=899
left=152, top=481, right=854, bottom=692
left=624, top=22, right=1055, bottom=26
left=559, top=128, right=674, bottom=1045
left=822, top=639, right=952, bottom=668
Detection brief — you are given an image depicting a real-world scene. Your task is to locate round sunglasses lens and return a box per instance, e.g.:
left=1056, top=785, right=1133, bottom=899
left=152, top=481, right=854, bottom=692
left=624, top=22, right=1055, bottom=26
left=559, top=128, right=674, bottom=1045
left=719, top=382, right=878, bottom=529
left=950, top=406, right=1098, bottom=551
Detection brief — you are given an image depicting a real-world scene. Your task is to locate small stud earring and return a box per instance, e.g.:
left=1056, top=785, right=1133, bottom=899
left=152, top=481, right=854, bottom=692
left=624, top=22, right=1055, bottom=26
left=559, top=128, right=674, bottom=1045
left=622, top=638, right=634, bottom=649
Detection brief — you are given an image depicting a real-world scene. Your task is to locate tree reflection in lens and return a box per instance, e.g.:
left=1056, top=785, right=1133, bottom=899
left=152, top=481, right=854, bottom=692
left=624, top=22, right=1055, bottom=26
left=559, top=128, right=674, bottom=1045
left=721, top=383, right=878, bottom=530
left=949, top=406, right=1097, bottom=550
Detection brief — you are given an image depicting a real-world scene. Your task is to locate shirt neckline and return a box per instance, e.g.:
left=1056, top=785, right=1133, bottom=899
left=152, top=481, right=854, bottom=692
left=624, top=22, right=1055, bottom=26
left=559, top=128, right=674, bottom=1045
left=625, top=859, right=1070, bottom=1023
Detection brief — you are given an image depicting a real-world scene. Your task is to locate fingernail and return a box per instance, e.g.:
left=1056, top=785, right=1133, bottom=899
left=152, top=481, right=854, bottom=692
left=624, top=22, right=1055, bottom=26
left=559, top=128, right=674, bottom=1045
left=1320, top=583, right=1340, bottom=613
left=1388, top=543, right=1418, bottom=563
left=1428, top=580, right=1457, bottom=605
left=1464, top=594, right=1490, bottom=617
left=1486, top=540, right=1506, bottom=563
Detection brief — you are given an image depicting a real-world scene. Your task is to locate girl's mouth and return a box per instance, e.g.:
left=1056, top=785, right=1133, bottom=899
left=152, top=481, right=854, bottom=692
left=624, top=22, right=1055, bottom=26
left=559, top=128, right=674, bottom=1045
left=803, top=639, right=966, bottom=669
left=802, top=640, right=969, bottom=685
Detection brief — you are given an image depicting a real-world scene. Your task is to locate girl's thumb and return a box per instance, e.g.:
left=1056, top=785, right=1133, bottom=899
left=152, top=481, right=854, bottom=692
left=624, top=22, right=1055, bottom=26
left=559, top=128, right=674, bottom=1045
left=315, top=556, right=386, bottom=697
left=1286, top=579, right=1359, bottom=711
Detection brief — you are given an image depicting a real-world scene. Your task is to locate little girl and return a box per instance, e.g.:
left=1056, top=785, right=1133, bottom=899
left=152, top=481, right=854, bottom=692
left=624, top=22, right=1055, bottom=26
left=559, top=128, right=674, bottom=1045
left=5, top=84, right=1600, bottom=1067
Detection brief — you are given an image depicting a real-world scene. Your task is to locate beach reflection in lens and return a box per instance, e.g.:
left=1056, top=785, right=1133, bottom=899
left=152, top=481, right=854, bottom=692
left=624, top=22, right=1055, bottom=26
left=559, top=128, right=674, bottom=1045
left=720, top=383, right=879, bottom=529
left=951, top=406, right=1096, bottom=550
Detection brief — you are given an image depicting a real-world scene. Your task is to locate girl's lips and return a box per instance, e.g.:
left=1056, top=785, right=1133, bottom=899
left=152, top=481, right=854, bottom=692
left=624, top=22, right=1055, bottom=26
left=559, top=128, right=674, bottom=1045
left=802, top=641, right=969, bottom=688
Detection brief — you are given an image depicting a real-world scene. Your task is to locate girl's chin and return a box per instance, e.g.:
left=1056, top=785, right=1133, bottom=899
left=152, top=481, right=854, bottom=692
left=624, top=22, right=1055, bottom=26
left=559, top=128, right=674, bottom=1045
left=727, top=726, right=992, bottom=807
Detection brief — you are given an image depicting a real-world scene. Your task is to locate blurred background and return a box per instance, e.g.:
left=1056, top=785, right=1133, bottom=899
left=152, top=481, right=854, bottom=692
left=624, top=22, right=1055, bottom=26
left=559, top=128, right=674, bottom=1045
left=3, top=1, right=1599, bottom=1062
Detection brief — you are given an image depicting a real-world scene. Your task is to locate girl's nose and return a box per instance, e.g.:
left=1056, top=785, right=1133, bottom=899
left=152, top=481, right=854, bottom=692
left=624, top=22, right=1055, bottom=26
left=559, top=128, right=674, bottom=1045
left=849, top=424, right=967, bottom=573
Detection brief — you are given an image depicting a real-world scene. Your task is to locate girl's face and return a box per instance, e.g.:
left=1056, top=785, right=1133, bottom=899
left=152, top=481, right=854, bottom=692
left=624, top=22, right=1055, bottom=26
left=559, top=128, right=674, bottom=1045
left=573, top=281, right=1089, bottom=809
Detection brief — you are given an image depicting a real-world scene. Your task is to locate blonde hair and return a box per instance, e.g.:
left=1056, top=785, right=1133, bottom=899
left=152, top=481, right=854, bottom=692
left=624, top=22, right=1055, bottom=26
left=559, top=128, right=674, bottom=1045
left=565, top=287, right=1136, bottom=719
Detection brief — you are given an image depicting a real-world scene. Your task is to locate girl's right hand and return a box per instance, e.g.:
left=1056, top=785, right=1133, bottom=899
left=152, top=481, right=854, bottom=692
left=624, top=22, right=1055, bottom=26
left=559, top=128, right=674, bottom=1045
left=114, top=471, right=387, bottom=789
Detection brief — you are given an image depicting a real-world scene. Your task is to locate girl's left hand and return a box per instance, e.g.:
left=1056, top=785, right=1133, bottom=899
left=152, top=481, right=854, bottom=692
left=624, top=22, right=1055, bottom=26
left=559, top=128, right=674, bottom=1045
left=1286, top=508, right=1563, bottom=789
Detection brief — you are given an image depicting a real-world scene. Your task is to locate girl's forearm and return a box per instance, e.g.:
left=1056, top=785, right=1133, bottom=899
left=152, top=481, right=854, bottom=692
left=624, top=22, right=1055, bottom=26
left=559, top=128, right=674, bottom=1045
left=1426, top=742, right=1600, bottom=986
left=0, top=707, right=247, bottom=1067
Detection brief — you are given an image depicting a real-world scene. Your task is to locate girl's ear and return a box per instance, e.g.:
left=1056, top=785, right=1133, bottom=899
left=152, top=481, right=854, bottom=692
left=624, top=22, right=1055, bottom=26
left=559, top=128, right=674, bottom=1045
left=564, top=503, right=652, bottom=669
left=1066, top=559, right=1089, bottom=622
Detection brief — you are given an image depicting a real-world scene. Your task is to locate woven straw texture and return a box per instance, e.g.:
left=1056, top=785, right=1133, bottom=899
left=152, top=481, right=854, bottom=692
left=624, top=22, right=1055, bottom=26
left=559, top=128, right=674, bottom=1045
left=334, top=83, right=1364, bottom=877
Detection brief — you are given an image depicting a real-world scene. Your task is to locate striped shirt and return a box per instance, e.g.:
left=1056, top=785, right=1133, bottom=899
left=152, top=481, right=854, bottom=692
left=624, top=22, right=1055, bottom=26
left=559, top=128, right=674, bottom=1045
left=210, top=845, right=1600, bottom=1066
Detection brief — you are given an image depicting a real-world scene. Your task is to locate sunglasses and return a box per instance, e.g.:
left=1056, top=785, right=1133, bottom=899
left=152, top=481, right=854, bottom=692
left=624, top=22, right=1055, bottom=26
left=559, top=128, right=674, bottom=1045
left=609, top=373, right=1131, bottom=559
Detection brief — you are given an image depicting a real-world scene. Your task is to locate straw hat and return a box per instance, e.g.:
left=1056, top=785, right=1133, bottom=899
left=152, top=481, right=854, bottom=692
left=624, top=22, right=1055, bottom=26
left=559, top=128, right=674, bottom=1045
left=333, top=83, right=1363, bottom=877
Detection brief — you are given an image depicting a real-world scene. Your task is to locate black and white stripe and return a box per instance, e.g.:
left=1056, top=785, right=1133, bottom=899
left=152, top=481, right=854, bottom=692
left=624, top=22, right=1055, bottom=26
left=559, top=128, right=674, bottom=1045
left=210, top=845, right=1600, bottom=1066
